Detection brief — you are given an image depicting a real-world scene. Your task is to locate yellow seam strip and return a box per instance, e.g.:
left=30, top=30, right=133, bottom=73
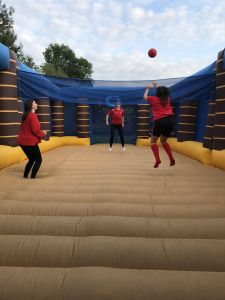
left=52, top=131, right=64, bottom=134
left=216, top=98, right=225, bottom=102
left=178, top=130, right=195, bottom=134
left=37, top=113, right=50, bottom=115
left=0, top=135, right=18, bottom=138
left=180, top=106, right=197, bottom=108
left=179, top=122, right=195, bottom=125
left=216, top=72, right=225, bottom=76
left=0, top=71, right=16, bottom=75
left=216, top=85, right=225, bottom=89
left=0, top=84, right=17, bottom=88
left=179, top=114, right=196, bottom=117
left=0, top=98, right=17, bottom=100
left=0, top=123, right=20, bottom=125
left=0, top=110, right=18, bottom=112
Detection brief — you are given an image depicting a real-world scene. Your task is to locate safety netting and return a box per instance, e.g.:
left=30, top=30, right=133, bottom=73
left=17, top=61, right=215, bottom=107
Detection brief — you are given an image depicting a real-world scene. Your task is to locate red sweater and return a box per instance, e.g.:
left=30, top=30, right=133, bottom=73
left=147, top=96, right=173, bottom=121
left=107, top=108, right=124, bottom=124
left=18, top=112, right=45, bottom=145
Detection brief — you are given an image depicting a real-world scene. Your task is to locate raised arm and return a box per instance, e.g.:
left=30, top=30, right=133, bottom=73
left=143, top=84, right=151, bottom=100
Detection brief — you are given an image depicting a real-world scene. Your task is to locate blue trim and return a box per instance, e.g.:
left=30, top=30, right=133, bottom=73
left=0, top=43, right=10, bottom=70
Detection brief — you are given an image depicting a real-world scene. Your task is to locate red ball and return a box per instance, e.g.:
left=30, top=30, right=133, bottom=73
left=148, top=48, right=157, bottom=58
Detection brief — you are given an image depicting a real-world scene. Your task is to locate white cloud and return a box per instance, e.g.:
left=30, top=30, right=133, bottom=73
left=3, top=0, right=225, bottom=80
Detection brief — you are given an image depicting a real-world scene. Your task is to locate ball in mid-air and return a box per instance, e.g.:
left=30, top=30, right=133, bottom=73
left=148, top=48, right=157, bottom=58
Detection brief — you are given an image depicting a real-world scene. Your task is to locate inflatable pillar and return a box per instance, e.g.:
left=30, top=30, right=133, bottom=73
left=203, top=90, right=216, bottom=150
left=170, top=103, right=177, bottom=137
left=203, top=49, right=225, bottom=150
left=211, top=50, right=225, bottom=150
left=136, top=104, right=150, bottom=139
left=177, top=101, right=198, bottom=142
left=51, top=100, right=64, bottom=136
left=0, top=50, right=20, bottom=146
left=36, top=98, right=51, bottom=135
left=76, top=105, right=90, bottom=138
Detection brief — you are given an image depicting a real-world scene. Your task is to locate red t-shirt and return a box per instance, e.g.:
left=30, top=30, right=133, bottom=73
left=147, top=96, right=173, bottom=121
left=107, top=108, right=124, bottom=124
left=18, top=112, right=45, bottom=145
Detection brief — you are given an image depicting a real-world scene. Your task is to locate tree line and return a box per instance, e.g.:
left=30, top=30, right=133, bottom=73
left=0, top=0, right=93, bottom=79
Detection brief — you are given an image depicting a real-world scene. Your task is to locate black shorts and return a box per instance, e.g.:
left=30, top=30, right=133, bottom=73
left=153, top=115, right=174, bottom=137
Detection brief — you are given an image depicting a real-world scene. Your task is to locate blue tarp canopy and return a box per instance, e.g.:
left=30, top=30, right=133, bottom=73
left=17, top=67, right=215, bottom=107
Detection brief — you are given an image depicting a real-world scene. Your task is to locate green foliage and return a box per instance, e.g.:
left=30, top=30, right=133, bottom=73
left=42, top=43, right=93, bottom=79
left=40, top=63, right=67, bottom=77
left=19, top=54, right=40, bottom=71
left=0, top=0, right=37, bottom=68
left=0, top=0, right=18, bottom=49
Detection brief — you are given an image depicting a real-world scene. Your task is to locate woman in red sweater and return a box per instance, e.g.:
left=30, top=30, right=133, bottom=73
left=18, top=100, right=47, bottom=178
left=106, top=103, right=125, bottom=152
left=144, top=82, right=175, bottom=168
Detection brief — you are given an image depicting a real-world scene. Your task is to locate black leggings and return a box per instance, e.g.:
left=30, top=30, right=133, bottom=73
left=110, top=124, right=124, bottom=147
left=20, top=144, right=42, bottom=178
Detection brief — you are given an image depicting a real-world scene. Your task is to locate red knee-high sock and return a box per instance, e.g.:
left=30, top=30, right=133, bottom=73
left=162, top=142, right=175, bottom=166
left=151, top=143, right=161, bottom=168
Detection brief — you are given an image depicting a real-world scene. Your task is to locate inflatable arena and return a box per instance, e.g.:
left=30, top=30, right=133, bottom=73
left=0, top=42, right=225, bottom=299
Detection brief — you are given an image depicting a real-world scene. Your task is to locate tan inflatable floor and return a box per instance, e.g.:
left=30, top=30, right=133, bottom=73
left=0, top=144, right=225, bottom=300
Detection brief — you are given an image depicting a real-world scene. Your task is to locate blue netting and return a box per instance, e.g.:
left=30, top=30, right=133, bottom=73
left=17, top=68, right=215, bottom=106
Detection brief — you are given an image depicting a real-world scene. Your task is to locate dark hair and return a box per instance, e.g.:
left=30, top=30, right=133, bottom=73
left=22, top=100, right=33, bottom=122
left=156, top=86, right=170, bottom=107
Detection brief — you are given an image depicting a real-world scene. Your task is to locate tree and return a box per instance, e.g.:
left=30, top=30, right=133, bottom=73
left=40, top=63, right=67, bottom=78
left=0, top=0, right=38, bottom=69
left=42, top=43, right=93, bottom=79
left=0, top=0, right=19, bottom=51
left=19, top=53, right=39, bottom=71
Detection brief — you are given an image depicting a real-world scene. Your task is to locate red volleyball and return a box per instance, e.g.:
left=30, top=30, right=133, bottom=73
left=148, top=48, right=157, bottom=58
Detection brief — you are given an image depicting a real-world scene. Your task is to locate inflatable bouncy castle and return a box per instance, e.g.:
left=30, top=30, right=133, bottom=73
left=1, top=43, right=225, bottom=300
left=1, top=42, right=225, bottom=170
